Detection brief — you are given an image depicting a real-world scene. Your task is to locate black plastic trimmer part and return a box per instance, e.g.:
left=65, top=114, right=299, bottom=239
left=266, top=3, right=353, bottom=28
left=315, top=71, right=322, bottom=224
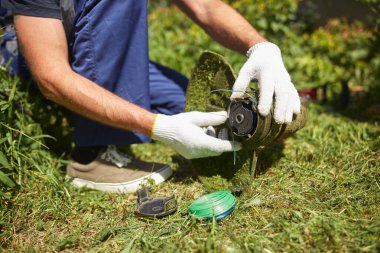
left=135, top=187, right=178, bottom=218
left=228, top=100, right=258, bottom=137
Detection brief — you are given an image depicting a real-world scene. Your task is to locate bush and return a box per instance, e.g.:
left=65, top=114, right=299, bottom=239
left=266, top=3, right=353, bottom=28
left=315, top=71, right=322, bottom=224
left=289, top=19, right=377, bottom=90
left=149, top=0, right=380, bottom=102
left=0, top=67, right=68, bottom=200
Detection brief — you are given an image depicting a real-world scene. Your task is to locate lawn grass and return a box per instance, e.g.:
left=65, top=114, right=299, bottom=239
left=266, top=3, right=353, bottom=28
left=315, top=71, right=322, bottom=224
left=1, top=3, right=379, bottom=252
left=1, top=102, right=379, bottom=252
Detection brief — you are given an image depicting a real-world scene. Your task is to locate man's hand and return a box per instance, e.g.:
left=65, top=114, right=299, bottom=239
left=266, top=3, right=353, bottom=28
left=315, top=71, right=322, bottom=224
left=175, top=1, right=300, bottom=124
left=231, top=42, right=301, bottom=124
left=151, top=111, right=241, bottom=159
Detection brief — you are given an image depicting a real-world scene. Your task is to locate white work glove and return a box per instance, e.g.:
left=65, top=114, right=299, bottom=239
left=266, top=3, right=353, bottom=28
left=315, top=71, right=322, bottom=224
left=231, top=42, right=301, bottom=124
left=151, top=111, right=241, bottom=159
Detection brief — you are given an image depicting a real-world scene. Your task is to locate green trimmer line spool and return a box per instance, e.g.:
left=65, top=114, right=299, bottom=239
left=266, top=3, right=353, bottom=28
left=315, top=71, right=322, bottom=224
left=188, top=191, right=237, bottom=220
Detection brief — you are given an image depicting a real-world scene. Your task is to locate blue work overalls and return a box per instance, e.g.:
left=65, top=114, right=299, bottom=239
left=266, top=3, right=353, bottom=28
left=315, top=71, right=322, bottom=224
left=0, top=7, right=29, bottom=78
left=70, top=0, right=188, bottom=146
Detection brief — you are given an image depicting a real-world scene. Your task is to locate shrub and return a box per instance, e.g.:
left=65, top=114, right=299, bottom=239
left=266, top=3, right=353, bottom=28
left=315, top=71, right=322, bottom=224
left=148, top=0, right=380, bottom=102
left=0, top=67, right=68, bottom=200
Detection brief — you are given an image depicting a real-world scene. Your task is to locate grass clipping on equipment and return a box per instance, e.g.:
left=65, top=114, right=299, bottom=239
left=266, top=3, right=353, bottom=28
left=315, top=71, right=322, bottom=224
left=185, top=51, right=256, bottom=192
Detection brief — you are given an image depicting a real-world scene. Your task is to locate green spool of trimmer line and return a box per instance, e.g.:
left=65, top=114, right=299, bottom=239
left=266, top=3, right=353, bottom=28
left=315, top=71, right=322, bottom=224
left=188, top=191, right=237, bottom=220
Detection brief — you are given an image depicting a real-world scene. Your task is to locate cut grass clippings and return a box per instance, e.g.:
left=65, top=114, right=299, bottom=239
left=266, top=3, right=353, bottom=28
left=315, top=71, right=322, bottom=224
left=1, top=103, right=379, bottom=252
left=1, top=2, right=380, bottom=251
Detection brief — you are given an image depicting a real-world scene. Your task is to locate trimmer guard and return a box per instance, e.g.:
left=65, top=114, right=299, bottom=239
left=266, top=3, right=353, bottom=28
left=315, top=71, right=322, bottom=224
left=185, top=51, right=307, bottom=193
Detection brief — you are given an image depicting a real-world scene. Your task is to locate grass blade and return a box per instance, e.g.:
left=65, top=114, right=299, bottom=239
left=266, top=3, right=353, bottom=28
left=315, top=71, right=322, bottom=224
left=0, top=170, right=15, bottom=188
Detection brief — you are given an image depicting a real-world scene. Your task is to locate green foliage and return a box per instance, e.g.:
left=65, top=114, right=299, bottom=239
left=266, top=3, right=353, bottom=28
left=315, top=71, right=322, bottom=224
left=0, top=1, right=379, bottom=252
left=289, top=19, right=378, bottom=91
left=0, top=67, right=68, bottom=200
left=0, top=67, right=39, bottom=197
left=148, top=3, right=246, bottom=76
left=149, top=0, right=380, bottom=102
left=230, top=0, right=301, bottom=39
left=1, top=102, right=379, bottom=252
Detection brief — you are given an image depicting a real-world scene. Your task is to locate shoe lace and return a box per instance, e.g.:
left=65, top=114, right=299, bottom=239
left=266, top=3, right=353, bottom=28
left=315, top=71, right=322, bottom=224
left=100, top=145, right=131, bottom=168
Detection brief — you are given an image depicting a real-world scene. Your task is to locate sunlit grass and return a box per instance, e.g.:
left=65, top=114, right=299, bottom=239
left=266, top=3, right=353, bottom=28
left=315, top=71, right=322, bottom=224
left=1, top=2, right=379, bottom=252
left=1, top=101, right=379, bottom=252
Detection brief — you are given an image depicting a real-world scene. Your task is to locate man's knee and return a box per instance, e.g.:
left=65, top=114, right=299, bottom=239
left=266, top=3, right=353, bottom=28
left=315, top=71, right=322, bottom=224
left=149, top=61, right=188, bottom=115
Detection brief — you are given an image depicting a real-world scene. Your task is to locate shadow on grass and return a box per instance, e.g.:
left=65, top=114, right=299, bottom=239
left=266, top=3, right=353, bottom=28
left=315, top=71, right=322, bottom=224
left=314, top=85, right=380, bottom=123
left=169, top=140, right=286, bottom=188
left=254, top=141, right=285, bottom=177
left=170, top=155, right=200, bottom=185
left=7, top=79, right=75, bottom=157
left=31, top=94, right=74, bottom=156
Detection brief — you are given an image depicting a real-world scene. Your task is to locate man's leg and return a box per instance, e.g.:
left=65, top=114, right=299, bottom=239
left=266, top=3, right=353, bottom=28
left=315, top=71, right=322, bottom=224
left=0, top=8, right=30, bottom=78
left=149, top=61, right=188, bottom=115
left=67, top=0, right=172, bottom=193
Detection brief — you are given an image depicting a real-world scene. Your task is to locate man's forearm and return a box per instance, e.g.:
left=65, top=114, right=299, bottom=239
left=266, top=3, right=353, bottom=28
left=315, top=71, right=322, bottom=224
left=14, top=15, right=156, bottom=136
left=48, top=69, right=156, bottom=136
left=176, top=0, right=266, bottom=55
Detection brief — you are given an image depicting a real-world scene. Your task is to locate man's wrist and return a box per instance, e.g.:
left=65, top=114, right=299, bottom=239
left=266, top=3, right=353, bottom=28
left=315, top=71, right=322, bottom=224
left=149, top=114, right=159, bottom=137
left=246, top=41, right=280, bottom=57
left=150, top=114, right=178, bottom=141
left=244, top=37, right=267, bottom=56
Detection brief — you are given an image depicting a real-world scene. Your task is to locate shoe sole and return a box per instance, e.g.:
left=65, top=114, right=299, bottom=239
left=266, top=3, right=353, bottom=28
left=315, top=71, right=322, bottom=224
left=67, top=165, right=173, bottom=193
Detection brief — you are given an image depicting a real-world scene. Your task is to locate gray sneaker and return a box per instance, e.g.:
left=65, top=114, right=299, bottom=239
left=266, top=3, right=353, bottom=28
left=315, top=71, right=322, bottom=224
left=66, top=145, right=173, bottom=193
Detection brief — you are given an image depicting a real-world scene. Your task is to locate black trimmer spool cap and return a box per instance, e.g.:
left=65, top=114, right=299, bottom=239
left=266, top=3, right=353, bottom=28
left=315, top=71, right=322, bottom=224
left=228, top=99, right=258, bottom=137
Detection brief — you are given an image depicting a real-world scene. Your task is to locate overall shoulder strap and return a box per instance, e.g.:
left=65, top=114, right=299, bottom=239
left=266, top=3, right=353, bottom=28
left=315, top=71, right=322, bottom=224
left=60, top=0, right=75, bottom=42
